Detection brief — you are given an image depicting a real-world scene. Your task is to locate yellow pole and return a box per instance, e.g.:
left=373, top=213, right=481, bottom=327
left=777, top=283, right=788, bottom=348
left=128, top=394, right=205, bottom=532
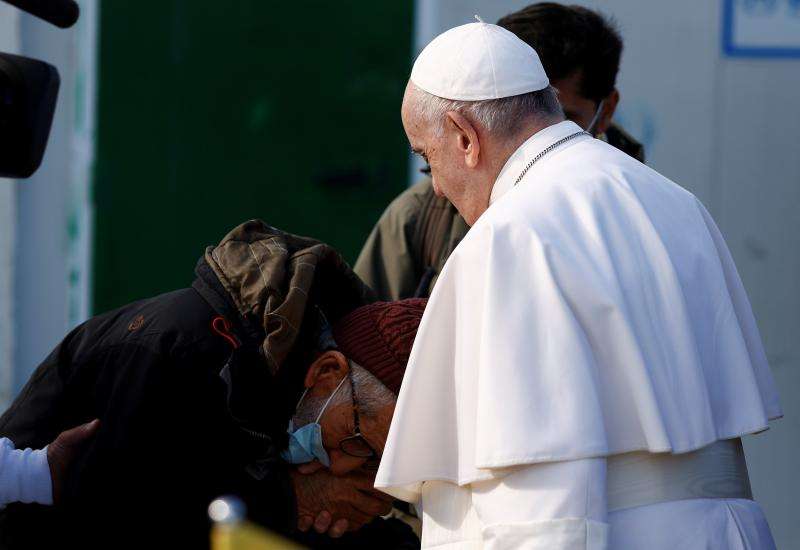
left=209, top=496, right=306, bottom=550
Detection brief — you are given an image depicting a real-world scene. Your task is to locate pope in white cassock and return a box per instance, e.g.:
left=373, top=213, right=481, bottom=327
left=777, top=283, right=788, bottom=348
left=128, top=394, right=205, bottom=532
left=374, top=19, right=782, bottom=550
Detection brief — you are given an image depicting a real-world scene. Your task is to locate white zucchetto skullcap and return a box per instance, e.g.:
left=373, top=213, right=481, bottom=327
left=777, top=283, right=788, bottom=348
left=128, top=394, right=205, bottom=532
left=410, top=17, right=549, bottom=101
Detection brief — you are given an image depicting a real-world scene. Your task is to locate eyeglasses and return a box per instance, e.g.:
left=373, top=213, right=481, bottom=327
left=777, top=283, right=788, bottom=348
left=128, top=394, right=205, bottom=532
left=337, top=368, right=380, bottom=466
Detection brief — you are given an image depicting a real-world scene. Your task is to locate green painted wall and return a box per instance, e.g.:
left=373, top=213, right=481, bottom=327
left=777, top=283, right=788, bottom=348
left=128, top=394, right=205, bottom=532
left=93, top=1, right=413, bottom=313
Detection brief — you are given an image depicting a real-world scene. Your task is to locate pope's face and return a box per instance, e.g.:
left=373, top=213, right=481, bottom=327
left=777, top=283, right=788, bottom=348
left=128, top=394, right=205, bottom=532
left=401, top=85, right=493, bottom=225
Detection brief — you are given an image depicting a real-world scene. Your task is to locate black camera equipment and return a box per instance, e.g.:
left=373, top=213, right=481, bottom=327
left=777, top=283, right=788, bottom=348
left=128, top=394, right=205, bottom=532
left=0, top=0, right=79, bottom=178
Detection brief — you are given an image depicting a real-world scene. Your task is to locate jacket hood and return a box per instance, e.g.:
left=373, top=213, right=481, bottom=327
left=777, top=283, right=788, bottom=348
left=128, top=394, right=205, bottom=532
left=198, top=219, right=376, bottom=375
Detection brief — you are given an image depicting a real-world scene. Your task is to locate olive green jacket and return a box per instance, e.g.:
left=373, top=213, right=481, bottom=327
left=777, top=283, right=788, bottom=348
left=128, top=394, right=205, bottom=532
left=354, top=124, right=645, bottom=300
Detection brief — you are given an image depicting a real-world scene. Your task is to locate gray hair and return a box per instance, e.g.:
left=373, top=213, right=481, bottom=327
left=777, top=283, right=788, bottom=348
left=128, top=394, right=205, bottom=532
left=347, top=362, right=396, bottom=417
left=292, top=362, right=396, bottom=427
left=411, top=84, right=563, bottom=139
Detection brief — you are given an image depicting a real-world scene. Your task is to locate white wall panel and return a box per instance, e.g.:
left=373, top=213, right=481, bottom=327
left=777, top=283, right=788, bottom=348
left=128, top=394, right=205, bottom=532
left=0, top=4, right=21, bottom=411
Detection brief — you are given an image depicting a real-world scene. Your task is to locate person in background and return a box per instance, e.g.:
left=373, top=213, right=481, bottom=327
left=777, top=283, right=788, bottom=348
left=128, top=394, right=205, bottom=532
left=0, top=420, right=99, bottom=506
left=355, top=3, right=644, bottom=301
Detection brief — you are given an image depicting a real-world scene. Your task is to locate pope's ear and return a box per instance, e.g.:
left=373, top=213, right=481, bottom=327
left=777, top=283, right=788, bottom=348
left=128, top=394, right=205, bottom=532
left=304, top=350, right=350, bottom=394
left=445, top=111, right=480, bottom=168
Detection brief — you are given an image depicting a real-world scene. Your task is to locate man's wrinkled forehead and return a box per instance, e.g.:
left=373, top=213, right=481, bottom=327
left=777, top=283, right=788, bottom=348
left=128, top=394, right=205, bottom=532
left=400, top=83, right=420, bottom=127
left=401, top=83, right=429, bottom=144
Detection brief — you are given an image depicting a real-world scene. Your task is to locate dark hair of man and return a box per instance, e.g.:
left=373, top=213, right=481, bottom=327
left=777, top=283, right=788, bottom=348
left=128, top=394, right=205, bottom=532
left=497, top=3, right=623, bottom=103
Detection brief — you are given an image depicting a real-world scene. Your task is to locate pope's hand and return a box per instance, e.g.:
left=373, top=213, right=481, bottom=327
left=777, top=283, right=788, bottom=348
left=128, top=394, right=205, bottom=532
left=290, top=467, right=393, bottom=538
left=47, top=419, right=100, bottom=504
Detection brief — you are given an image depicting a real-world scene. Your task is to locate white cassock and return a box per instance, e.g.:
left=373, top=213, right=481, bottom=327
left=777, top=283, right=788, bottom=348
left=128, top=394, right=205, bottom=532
left=375, top=120, right=782, bottom=549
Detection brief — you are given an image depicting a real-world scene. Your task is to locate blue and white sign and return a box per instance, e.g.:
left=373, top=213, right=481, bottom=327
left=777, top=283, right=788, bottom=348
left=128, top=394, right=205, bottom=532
left=723, top=0, right=800, bottom=57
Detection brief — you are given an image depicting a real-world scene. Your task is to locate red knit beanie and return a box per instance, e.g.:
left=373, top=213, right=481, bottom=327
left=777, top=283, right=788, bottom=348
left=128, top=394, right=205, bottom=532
left=331, top=298, right=427, bottom=394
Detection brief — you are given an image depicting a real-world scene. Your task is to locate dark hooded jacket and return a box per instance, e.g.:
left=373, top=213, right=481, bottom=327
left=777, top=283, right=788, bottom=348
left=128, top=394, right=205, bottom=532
left=0, top=221, right=417, bottom=549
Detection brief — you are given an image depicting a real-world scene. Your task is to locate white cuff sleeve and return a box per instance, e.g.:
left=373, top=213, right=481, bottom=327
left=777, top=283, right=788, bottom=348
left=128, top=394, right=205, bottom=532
left=470, top=458, right=609, bottom=550
left=0, top=438, right=54, bottom=506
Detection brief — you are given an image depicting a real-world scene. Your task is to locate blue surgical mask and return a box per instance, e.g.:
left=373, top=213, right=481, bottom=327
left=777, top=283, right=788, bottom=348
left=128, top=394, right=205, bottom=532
left=281, top=375, right=348, bottom=467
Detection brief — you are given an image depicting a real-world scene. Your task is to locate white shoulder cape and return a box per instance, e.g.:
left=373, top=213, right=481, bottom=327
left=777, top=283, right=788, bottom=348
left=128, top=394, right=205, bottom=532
left=375, top=122, right=782, bottom=503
